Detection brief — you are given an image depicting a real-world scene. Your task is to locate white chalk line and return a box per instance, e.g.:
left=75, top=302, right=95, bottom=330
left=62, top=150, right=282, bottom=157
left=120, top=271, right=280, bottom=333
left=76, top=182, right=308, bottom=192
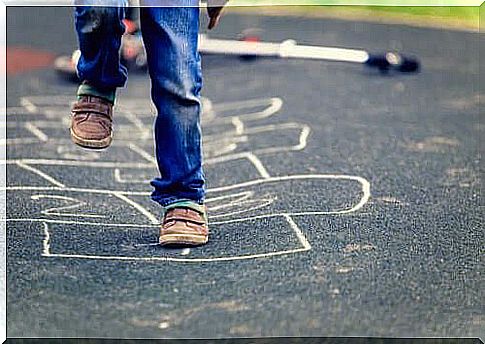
left=114, top=168, right=151, bottom=184
left=241, top=97, right=283, bottom=121
left=24, top=122, right=48, bottom=142
left=209, top=198, right=277, bottom=219
left=4, top=120, right=61, bottom=128
left=231, top=117, right=244, bottom=135
left=112, top=192, right=159, bottom=225
left=12, top=150, right=262, bottom=181
left=39, top=216, right=310, bottom=262
left=251, top=124, right=311, bottom=154
left=1, top=138, right=71, bottom=146
left=204, top=133, right=248, bottom=143
left=14, top=95, right=279, bottom=120
left=43, top=108, right=69, bottom=120
left=0, top=138, right=40, bottom=145
left=2, top=106, right=30, bottom=115
left=211, top=97, right=283, bottom=121
left=117, top=106, right=151, bottom=140
left=3, top=174, right=370, bottom=203
left=5, top=205, right=366, bottom=228
left=295, top=125, right=311, bottom=151
left=6, top=218, right=157, bottom=228
left=8, top=95, right=370, bottom=263
left=58, top=126, right=302, bottom=174
left=134, top=243, right=160, bottom=247
left=5, top=210, right=364, bottom=225
left=20, top=97, right=37, bottom=113
left=203, top=136, right=244, bottom=157
left=42, top=222, right=50, bottom=256
left=5, top=95, right=301, bottom=182
left=3, top=153, right=273, bottom=181
left=1, top=159, right=154, bottom=169
left=205, top=191, right=253, bottom=208
left=201, top=96, right=214, bottom=121
left=205, top=143, right=238, bottom=157
left=31, top=194, right=105, bottom=218
left=212, top=97, right=276, bottom=112
left=208, top=191, right=275, bottom=219
left=211, top=209, right=367, bottom=224
left=203, top=122, right=310, bottom=156
left=5, top=173, right=370, bottom=221
left=7, top=119, right=149, bottom=139
left=204, top=152, right=269, bottom=176
left=55, top=145, right=102, bottom=162
left=37, top=208, right=311, bottom=262
left=5, top=139, right=292, bottom=173
left=115, top=127, right=152, bottom=141
left=20, top=96, right=73, bottom=107
left=243, top=122, right=305, bottom=134
left=8, top=96, right=290, bottom=183
left=284, top=215, right=311, bottom=250
left=204, top=134, right=248, bottom=146
left=128, top=143, right=157, bottom=165
left=245, top=153, right=271, bottom=179
left=208, top=174, right=370, bottom=195
left=28, top=93, right=274, bottom=122
left=20, top=95, right=278, bottom=118
left=41, top=247, right=311, bottom=263
left=15, top=161, right=65, bottom=188
left=7, top=179, right=369, bottom=263
left=221, top=123, right=310, bottom=155
left=2, top=131, right=148, bottom=145
left=4, top=174, right=371, bottom=223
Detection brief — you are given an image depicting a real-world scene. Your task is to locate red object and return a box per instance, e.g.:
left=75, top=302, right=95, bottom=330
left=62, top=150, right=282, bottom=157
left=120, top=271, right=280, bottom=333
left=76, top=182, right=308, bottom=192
left=243, top=36, right=260, bottom=43
left=123, top=47, right=137, bottom=60
left=122, top=19, right=138, bottom=34
left=5, top=47, right=55, bottom=75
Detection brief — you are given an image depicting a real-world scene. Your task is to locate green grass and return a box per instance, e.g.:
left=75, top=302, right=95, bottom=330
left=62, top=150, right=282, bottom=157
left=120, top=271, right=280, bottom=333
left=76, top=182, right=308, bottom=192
left=358, top=6, right=478, bottom=21
left=228, top=1, right=480, bottom=29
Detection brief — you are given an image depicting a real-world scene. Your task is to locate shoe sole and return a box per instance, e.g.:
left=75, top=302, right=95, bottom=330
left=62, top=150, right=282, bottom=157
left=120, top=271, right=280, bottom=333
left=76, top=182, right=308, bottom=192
left=159, top=233, right=208, bottom=247
left=70, top=128, right=112, bottom=149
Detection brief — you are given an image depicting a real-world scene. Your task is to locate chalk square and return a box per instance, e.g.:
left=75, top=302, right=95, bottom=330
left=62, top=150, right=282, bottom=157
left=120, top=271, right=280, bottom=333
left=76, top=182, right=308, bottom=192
left=41, top=215, right=308, bottom=262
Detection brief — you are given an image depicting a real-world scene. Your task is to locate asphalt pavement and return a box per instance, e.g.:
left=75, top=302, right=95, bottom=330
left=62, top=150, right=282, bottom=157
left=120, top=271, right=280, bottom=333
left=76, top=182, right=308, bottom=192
left=5, top=6, right=483, bottom=339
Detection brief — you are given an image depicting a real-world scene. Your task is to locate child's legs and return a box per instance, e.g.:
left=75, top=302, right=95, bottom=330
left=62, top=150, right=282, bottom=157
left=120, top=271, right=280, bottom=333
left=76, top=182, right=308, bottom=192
left=75, top=1, right=128, bottom=95
left=139, top=3, right=204, bottom=206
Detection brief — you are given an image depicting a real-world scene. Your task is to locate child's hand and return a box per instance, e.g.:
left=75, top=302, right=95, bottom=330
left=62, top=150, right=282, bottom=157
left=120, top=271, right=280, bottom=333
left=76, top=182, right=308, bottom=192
left=207, top=0, right=228, bottom=30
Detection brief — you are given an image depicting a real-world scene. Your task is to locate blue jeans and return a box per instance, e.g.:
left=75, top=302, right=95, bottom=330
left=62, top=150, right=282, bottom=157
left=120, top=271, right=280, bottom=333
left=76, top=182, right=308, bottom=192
left=75, top=1, right=205, bottom=207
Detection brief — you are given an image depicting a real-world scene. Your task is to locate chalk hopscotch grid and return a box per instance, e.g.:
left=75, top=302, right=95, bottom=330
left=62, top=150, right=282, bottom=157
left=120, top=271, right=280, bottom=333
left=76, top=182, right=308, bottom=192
left=3, top=95, right=371, bottom=262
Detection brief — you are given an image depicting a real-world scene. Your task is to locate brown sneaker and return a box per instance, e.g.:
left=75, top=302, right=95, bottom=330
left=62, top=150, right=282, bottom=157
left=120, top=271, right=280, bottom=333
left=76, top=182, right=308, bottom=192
left=159, top=204, right=209, bottom=246
left=70, top=95, right=113, bottom=149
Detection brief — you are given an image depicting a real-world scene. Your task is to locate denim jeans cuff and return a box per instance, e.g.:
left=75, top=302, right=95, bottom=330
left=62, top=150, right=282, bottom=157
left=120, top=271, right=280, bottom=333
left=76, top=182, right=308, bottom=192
left=77, top=82, right=116, bottom=104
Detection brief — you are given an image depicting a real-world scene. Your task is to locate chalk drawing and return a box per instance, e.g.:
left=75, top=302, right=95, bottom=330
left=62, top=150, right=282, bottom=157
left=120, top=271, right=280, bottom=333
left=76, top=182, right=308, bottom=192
left=30, top=194, right=104, bottom=218
left=4, top=94, right=371, bottom=263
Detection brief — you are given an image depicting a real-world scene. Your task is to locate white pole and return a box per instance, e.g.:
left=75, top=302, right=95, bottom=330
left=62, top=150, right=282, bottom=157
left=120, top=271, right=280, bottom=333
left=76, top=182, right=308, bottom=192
left=198, top=35, right=369, bottom=64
